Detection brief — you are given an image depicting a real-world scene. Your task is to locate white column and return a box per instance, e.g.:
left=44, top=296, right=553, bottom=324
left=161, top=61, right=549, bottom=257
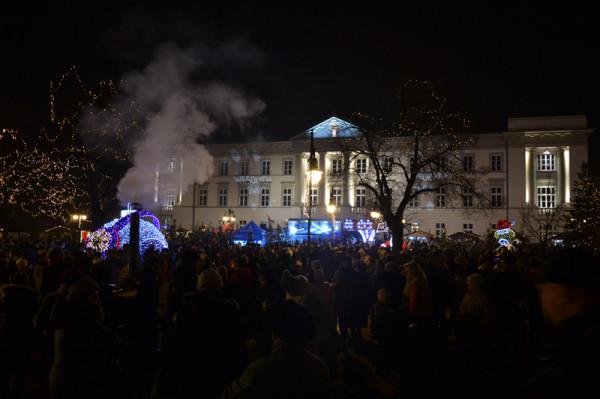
left=564, top=147, right=571, bottom=203
left=525, top=149, right=531, bottom=204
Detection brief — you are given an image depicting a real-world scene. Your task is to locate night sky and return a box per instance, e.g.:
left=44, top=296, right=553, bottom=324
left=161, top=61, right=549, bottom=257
left=2, top=3, right=599, bottom=141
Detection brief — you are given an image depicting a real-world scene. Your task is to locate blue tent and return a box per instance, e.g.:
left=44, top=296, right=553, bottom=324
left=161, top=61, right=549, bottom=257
left=231, top=221, right=266, bottom=246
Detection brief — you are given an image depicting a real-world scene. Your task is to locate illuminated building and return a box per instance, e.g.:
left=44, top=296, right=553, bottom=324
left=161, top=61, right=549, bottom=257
left=154, top=115, right=590, bottom=239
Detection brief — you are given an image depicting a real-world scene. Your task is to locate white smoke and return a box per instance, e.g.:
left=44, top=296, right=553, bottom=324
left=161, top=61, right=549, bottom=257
left=115, top=42, right=265, bottom=205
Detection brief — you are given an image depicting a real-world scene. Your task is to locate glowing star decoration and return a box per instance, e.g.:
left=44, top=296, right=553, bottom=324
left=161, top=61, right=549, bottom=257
left=494, top=219, right=517, bottom=250
left=85, top=229, right=112, bottom=253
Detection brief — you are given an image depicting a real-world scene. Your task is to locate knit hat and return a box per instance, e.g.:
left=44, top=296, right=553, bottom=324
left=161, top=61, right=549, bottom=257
left=197, top=268, right=224, bottom=292
left=281, top=269, right=308, bottom=297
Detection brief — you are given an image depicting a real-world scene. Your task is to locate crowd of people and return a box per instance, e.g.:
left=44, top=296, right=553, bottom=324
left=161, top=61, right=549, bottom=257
left=0, top=233, right=599, bottom=398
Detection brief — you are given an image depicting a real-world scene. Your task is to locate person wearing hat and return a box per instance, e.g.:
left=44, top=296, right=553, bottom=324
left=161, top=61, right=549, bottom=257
left=222, top=300, right=330, bottom=398
left=526, top=247, right=600, bottom=398
left=155, top=268, right=246, bottom=398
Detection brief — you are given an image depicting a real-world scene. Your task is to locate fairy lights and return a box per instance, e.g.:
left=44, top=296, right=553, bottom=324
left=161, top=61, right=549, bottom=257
left=0, top=66, right=142, bottom=222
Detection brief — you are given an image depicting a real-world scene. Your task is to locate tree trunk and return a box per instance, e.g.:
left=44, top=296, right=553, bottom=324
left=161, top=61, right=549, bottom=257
left=387, top=218, right=404, bottom=258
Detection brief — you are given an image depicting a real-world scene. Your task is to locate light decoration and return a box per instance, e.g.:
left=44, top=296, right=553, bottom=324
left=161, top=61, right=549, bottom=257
left=494, top=219, right=517, bottom=250
left=0, top=66, right=141, bottom=222
left=343, top=218, right=355, bottom=230
left=85, top=229, right=112, bottom=253
left=357, top=219, right=375, bottom=243
left=85, top=208, right=168, bottom=256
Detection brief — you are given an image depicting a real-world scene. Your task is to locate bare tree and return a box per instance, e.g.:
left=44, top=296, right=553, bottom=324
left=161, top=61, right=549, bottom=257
left=340, top=81, right=480, bottom=254
left=519, top=204, right=565, bottom=252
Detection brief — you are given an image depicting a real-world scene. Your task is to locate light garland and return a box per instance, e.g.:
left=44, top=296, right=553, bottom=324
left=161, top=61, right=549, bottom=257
left=1, top=66, right=142, bottom=222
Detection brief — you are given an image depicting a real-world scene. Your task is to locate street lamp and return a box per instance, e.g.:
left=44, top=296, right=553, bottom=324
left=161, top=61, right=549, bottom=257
left=306, top=129, right=322, bottom=267
left=370, top=211, right=381, bottom=219
left=71, top=213, right=88, bottom=229
left=71, top=214, right=88, bottom=243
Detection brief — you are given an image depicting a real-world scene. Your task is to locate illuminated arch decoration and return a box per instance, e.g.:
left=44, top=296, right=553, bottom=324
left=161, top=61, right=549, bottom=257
left=85, top=209, right=168, bottom=256
left=494, top=219, right=517, bottom=250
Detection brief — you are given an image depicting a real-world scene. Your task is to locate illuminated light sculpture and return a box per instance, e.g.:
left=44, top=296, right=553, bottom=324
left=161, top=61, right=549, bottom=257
left=357, top=219, right=375, bottom=243
left=494, top=219, right=517, bottom=250
left=85, top=208, right=168, bottom=256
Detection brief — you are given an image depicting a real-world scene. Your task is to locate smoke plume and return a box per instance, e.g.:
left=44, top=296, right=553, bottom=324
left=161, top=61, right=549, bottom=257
left=114, top=42, right=265, bottom=206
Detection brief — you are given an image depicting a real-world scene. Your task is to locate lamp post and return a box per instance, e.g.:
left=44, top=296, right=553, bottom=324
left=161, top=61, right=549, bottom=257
left=71, top=213, right=88, bottom=242
left=306, top=129, right=322, bottom=268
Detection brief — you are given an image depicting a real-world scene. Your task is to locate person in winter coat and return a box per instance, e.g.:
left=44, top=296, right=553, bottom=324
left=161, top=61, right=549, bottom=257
left=49, top=275, right=118, bottom=399
left=154, top=268, right=246, bottom=399
left=222, top=300, right=330, bottom=399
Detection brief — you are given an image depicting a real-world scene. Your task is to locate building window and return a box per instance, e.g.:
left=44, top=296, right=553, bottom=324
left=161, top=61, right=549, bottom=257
left=332, top=187, right=342, bottom=206
left=540, top=224, right=557, bottom=235
left=282, top=188, right=292, bottom=207
left=435, top=223, right=446, bottom=238
left=383, top=157, right=393, bottom=173
left=310, top=188, right=318, bottom=206
left=240, top=160, right=249, bottom=175
left=165, top=191, right=176, bottom=210
left=261, top=160, right=271, bottom=175
left=332, top=158, right=343, bottom=175
left=355, top=187, right=366, bottom=208
left=239, top=188, right=248, bottom=207
left=463, top=186, right=473, bottom=208
left=537, top=186, right=556, bottom=208
left=355, top=158, right=367, bottom=174
left=463, top=155, right=474, bottom=172
left=537, top=152, right=556, bottom=171
left=463, top=223, right=473, bottom=233
left=283, top=159, right=293, bottom=175
left=261, top=188, right=270, bottom=207
left=219, top=160, right=229, bottom=176
left=198, top=186, right=207, bottom=207
left=490, top=153, right=503, bottom=171
left=219, top=188, right=228, bottom=207
left=167, top=159, right=176, bottom=174
left=491, top=186, right=503, bottom=208
left=435, top=187, right=446, bottom=208
left=408, top=194, right=419, bottom=208
left=239, top=220, right=247, bottom=227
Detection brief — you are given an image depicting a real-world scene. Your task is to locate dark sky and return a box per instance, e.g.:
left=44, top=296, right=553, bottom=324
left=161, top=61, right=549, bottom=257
left=2, top=2, right=599, bottom=140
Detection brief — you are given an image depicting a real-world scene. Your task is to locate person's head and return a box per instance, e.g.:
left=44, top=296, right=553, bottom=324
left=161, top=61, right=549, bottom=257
left=197, top=268, right=224, bottom=292
left=401, top=261, right=422, bottom=280
left=15, top=257, right=28, bottom=271
left=377, top=288, right=391, bottom=305
left=47, top=247, right=64, bottom=267
left=67, top=275, right=99, bottom=305
left=466, top=273, right=485, bottom=296
left=535, top=248, right=600, bottom=327
left=270, top=300, right=315, bottom=347
left=281, top=269, right=308, bottom=301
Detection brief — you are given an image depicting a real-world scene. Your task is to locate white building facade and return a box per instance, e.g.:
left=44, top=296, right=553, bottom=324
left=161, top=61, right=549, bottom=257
left=155, top=115, right=590, bottom=239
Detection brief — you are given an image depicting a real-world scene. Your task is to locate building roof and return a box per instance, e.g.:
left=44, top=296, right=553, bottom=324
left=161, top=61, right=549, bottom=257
left=290, top=116, right=360, bottom=140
